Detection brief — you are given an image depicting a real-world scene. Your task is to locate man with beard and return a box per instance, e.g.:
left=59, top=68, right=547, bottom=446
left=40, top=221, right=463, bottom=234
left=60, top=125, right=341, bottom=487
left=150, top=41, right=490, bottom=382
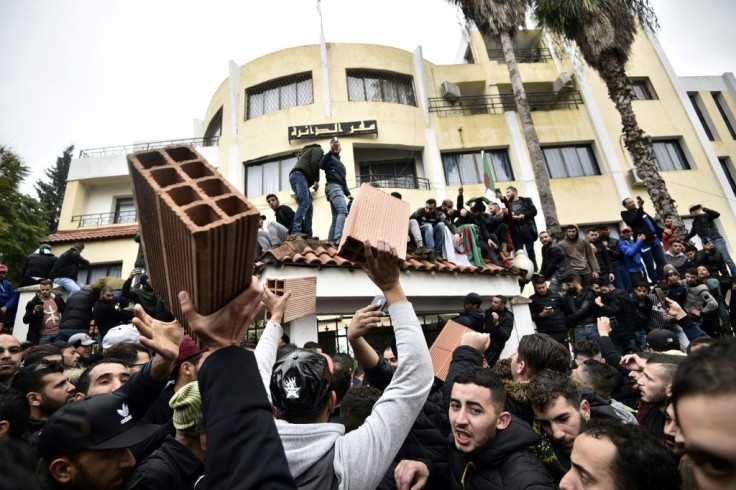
left=23, top=279, right=66, bottom=345
left=450, top=293, right=486, bottom=332
left=672, top=341, right=736, bottom=490
left=539, top=231, right=573, bottom=293
left=527, top=369, right=592, bottom=481
left=528, top=276, right=568, bottom=347
left=621, top=353, right=679, bottom=440
left=11, top=361, right=76, bottom=445
left=484, top=295, right=514, bottom=366
left=596, top=224, right=631, bottom=292
left=559, top=225, right=599, bottom=287
left=93, top=286, right=135, bottom=343
left=0, top=334, right=22, bottom=391
left=394, top=368, right=556, bottom=489
left=663, top=398, right=698, bottom=490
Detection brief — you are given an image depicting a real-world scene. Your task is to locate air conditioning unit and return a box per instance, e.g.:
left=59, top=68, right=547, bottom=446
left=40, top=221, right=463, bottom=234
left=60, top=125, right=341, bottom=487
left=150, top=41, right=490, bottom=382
left=440, top=81, right=461, bottom=103
left=553, top=72, right=574, bottom=93
left=628, top=168, right=647, bottom=187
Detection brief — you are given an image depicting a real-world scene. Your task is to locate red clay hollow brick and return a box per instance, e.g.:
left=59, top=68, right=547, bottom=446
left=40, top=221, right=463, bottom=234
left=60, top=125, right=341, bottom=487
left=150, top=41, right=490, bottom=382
left=336, top=183, right=410, bottom=264
left=127, top=145, right=260, bottom=335
left=429, top=319, right=477, bottom=381
left=264, top=276, right=317, bottom=323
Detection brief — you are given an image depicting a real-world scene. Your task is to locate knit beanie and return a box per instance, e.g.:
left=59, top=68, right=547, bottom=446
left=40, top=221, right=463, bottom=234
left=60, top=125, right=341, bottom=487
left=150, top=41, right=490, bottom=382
left=169, top=381, right=202, bottom=435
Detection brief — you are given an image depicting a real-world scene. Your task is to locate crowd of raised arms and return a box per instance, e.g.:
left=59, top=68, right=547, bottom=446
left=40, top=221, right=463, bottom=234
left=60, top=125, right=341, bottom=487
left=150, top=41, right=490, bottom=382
left=0, top=150, right=735, bottom=488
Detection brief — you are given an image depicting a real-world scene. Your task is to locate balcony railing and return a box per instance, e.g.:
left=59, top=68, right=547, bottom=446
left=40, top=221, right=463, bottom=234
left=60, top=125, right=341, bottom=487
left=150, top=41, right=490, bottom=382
left=428, top=90, right=583, bottom=117
left=356, top=174, right=431, bottom=190
left=78, top=136, right=219, bottom=158
left=487, top=47, right=552, bottom=63
left=71, top=211, right=137, bottom=228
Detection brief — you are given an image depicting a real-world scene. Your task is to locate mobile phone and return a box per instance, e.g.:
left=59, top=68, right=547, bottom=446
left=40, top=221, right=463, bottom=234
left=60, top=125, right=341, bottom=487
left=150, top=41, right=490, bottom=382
left=654, top=287, right=665, bottom=304
left=370, top=294, right=388, bottom=312
left=544, top=306, right=553, bottom=310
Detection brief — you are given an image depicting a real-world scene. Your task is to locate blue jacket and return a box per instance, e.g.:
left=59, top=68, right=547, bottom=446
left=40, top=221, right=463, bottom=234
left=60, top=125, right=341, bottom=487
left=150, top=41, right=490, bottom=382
left=618, top=238, right=645, bottom=273
left=0, top=279, right=17, bottom=310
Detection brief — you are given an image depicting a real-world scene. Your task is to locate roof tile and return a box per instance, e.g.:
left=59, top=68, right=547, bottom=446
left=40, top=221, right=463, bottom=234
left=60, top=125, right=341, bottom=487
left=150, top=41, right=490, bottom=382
left=42, top=225, right=139, bottom=244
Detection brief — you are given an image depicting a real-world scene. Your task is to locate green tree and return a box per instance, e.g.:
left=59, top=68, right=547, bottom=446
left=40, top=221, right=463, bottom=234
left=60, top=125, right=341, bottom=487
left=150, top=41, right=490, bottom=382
left=446, top=0, right=563, bottom=238
left=0, top=146, right=50, bottom=284
left=531, top=0, right=685, bottom=235
left=35, top=144, right=74, bottom=233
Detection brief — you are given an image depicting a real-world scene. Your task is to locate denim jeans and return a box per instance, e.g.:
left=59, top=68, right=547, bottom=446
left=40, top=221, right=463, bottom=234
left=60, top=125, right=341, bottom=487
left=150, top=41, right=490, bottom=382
left=573, top=324, right=599, bottom=343
left=289, top=172, right=313, bottom=236
left=634, top=328, right=647, bottom=351
left=712, top=237, right=736, bottom=276
left=641, top=242, right=666, bottom=283
left=39, top=334, right=58, bottom=345
left=55, top=277, right=81, bottom=295
left=422, top=222, right=446, bottom=254
left=325, top=183, right=348, bottom=242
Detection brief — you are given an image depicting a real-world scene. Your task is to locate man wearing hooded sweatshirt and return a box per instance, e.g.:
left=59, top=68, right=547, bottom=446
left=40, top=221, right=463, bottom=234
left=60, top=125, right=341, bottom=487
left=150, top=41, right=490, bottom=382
left=558, top=225, right=599, bottom=287
left=262, top=240, right=433, bottom=490
left=451, top=293, right=486, bottom=332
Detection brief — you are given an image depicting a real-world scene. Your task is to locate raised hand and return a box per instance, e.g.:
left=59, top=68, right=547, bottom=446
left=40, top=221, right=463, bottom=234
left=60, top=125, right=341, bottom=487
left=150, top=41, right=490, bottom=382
left=179, top=277, right=264, bottom=352
left=262, top=286, right=290, bottom=325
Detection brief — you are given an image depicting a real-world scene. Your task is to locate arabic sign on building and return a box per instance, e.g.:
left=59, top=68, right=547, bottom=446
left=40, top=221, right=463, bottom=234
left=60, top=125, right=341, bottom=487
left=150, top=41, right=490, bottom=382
left=288, top=120, right=378, bottom=141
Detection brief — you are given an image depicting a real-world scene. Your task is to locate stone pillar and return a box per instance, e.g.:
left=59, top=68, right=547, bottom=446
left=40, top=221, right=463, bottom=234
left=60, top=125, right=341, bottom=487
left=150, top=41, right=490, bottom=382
left=285, top=314, right=318, bottom=348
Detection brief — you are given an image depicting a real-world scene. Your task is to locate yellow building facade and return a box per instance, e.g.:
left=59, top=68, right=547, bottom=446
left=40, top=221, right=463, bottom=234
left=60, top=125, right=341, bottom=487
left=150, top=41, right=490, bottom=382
left=48, top=27, right=736, bottom=281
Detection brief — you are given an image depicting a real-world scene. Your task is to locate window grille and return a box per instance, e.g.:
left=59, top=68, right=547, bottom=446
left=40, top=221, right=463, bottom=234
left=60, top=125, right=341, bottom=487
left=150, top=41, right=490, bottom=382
left=246, top=73, right=313, bottom=119
left=629, top=78, right=657, bottom=100
left=347, top=70, right=416, bottom=106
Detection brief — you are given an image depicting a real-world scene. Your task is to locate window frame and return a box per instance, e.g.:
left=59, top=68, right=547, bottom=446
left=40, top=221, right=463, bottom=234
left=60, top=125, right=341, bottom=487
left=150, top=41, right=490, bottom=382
left=77, top=262, right=123, bottom=285
left=346, top=69, right=417, bottom=106
left=541, top=144, right=601, bottom=179
left=244, top=155, right=297, bottom=197
left=629, top=77, right=658, bottom=100
left=245, top=72, right=314, bottom=120
left=441, top=149, right=515, bottom=186
left=113, top=197, right=136, bottom=224
left=651, top=139, right=691, bottom=171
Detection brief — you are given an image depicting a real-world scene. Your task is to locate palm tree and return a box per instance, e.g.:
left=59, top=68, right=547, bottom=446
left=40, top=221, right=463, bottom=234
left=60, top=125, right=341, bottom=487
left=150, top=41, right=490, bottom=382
left=446, top=0, right=563, bottom=238
left=531, top=0, right=686, bottom=235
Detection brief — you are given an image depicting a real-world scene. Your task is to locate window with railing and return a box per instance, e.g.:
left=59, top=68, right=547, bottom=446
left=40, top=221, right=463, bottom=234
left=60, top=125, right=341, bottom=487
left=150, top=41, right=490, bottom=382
left=442, top=150, right=514, bottom=186
left=542, top=145, right=601, bottom=178
left=245, top=155, right=297, bottom=197
left=652, top=140, right=690, bottom=171
left=487, top=47, right=552, bottom=63
left=72, top=197, right=137, bottom=228
left=428, top=91, right=583, bottom=117
left=629, top=78, right=657, bottom=100
left=246, top=73, right=313, bottom=119
left=347, top=70, right=416, bottom=106
left=357, top=159, right=429, bottom=190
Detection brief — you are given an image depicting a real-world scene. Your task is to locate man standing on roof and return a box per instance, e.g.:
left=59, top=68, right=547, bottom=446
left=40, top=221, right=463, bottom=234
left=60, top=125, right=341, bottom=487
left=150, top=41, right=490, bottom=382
left=320, top=139, right=351, bottom=246
left=506, top=186, right=539, bottom=271
left=50, top=242, right=90, bottom=295
left=289, top=144, right=323, bottom=239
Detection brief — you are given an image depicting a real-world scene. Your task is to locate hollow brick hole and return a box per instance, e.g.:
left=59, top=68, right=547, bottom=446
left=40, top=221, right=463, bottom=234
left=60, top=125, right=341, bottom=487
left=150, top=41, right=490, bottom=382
left=166, top=147, right=197, bottom=162
left=197, top=178, right=229, bottom=197
left=186, top=203, right=221, bottom=227
left=181, top=161, right=213, bottom=179
left=168, top=186, right=200, bottom=207
left=216, top=196, right=248, bottom=217
left=136, top=151, right=167, bottom=169
left=150, top=167, right=184, bottom=188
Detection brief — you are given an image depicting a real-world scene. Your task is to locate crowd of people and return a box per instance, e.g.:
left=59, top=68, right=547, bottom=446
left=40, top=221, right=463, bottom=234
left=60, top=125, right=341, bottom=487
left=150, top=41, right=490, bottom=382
left=0, top=229, right=733, bottom=489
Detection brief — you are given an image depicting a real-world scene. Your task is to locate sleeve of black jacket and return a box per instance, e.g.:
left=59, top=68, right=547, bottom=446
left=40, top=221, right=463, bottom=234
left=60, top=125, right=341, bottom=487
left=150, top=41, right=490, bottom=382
left=198, top=345, right=296, bottom=490
left=363, top=354, right=395, bottom=391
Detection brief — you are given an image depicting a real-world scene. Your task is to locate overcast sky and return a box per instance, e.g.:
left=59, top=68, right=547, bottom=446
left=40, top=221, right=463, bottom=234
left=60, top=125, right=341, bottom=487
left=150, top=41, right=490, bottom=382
left=1, top=0, right=734, bottom=195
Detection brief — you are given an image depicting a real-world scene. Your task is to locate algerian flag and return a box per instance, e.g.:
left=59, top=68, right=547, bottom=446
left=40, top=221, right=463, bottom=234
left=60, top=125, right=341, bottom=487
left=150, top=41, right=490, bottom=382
left=482, top=150, right=495, bottom=192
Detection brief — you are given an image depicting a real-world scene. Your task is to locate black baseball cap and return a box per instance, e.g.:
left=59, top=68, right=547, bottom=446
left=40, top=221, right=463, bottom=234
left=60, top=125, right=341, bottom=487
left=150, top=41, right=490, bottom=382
left=463, top=293, right=483, bottom=306
left=39, top=393, right=158, bottom=461
left=647, top=329, right=680, bottom=352
left=270, top=349, right=330, bottom=419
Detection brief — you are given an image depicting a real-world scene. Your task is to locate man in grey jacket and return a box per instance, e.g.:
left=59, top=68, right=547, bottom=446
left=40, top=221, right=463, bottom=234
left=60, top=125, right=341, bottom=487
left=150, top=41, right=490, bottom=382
left=260, top=239, right=434, bottom=489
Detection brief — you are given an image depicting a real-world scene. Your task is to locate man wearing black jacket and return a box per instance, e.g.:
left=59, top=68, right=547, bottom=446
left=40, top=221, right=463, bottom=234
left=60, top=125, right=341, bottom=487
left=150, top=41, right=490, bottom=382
left=529, top=276, right=568, bottom=347
left=594, top=279, right=635, bottom=354
left=685, top=204, right=736, bottom=276
left=539, top=231, right=573, bottom=293
left=19, top=244, right=56, bottom=287
left=485, top=295, right=514, bottom=367
left=49, top=242, right=89, bottom=295
left=562, top=274, right=598, bottom=344
left=451, top=293, right=486, bottom=332
left=289, top=143, right=323, bottom=238
left=621, top=196, right=666, bottom=283
left=506, top=186, right=539, bottom=271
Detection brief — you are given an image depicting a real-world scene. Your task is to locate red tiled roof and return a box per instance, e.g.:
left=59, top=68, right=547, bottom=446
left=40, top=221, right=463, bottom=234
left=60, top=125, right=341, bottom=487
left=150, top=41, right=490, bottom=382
left=42, top=225, right=139, bottom=244
left=259, top=238, right=512, bottom=276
